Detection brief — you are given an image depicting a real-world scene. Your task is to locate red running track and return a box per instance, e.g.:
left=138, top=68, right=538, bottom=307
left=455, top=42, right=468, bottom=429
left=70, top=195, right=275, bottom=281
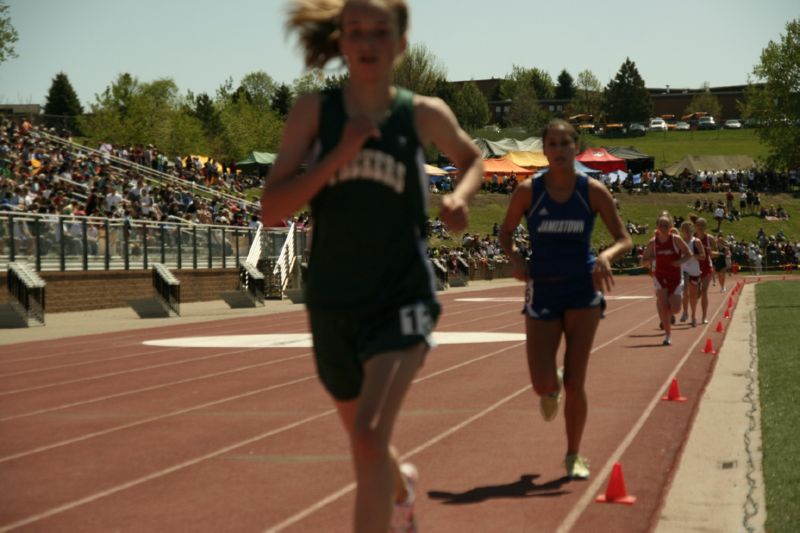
left=0, top=276, right=741, bottom=532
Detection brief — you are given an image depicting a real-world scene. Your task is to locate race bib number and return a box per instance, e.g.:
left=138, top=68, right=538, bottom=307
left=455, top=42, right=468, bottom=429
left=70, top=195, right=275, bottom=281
left=399, top=303, right=433, bottom=337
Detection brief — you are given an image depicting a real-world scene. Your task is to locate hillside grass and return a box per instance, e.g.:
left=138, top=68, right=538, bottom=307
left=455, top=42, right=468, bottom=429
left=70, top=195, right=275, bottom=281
left=473, top=127, right=768, bottom=170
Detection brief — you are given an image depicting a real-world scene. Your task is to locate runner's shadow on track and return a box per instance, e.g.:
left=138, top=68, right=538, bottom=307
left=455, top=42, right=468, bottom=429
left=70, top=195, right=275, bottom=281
left=427, top=474, right=569, bottom=504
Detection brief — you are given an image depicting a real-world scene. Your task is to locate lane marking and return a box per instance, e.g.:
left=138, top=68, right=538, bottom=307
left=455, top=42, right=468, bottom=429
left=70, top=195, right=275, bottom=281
left=265, top=311, right=660, bottom=531
left=555, top=295, right=730, bottom=532
left=456, top=295, right=652, bottom=302
left=143, top=332, right=526, bottom=349
left=0, top=352, right=313, bottom=422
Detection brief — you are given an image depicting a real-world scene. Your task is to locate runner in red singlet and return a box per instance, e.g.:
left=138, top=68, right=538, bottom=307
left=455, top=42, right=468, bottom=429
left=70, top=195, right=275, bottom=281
left=694, top=217, right=717, bottom=324
left=642, top=214, right=692, bottom=345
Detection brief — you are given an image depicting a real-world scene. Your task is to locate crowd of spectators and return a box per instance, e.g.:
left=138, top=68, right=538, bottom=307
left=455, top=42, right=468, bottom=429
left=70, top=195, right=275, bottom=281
left=611, top=167, right=799, bottom=195
left=0, top=118, right=262, bottom=230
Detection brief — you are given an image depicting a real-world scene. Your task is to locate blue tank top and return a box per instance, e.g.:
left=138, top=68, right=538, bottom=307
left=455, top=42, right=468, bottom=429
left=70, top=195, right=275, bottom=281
left=525, top=172, right=597, bottom=281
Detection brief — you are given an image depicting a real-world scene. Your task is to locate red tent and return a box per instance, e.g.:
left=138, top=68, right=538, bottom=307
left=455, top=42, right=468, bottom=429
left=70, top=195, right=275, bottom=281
left=482, top=157, right=534, bottom=181
left=576, top=148, right=627, bottom=173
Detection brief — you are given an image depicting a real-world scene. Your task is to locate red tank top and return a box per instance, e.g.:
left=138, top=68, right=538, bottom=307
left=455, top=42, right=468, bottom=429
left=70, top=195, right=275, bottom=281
left=698, top=234, right=713, bottom=274
left=653, top=234, right=682, bottom=279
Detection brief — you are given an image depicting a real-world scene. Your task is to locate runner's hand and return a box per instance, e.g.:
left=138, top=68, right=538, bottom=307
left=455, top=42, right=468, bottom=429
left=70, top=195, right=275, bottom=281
left=337, top=116, right=380, bottom=163
left=439, top=194, right=469, bottom=232
left=592, top=253, right=615, bottom=292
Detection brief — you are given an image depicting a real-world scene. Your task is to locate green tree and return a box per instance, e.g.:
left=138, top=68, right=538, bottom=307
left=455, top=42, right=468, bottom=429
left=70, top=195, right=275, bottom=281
left=500, top=66, right=553, bottom=131
left=744, top=18, right=800, bottom=170
left=0, top=1, right=18, bottom=64
left=292, top=70, right=324, bottom=98
left=393, top=43, right=447, bottom=96
left=239, top=71, right=277, bottom=109
left=270, top=83, right=293, bottom=119
left=604, top=58, right=652, bottom=123
left=555, top=69, right=576, bottom=101
left=450, top=80, right=489, bottom=132
left=217, top=98, right=283, bottom=159
left=43, top=72, right=84, bottom=133
left=189, top=92, right=222, bottom=136
left=570, top=69, right=603, bottom=119
left=506, top=83, right=549, bottom=132
left=500, top=65, right=554, bottom=101
left=684, top=82, right=722, bottom=120
left=323, top=72, right=349, bottom=90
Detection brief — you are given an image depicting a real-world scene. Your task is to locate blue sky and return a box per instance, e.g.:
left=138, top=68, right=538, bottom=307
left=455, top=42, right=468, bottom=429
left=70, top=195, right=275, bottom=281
left=1, top=0, right=797, bottom=107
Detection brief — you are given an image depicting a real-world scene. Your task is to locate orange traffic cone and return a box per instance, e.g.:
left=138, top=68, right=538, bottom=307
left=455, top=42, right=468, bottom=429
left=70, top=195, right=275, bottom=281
left=724, top=309, right=731, bottom=319
left=662, top=378, right=687, bottom=402
left=701, top=338, right=716, bottom=355
left=715, top=321, right=724, bottom=333
left=596, top=463, right=636, bottom=504
left=728, top=297, right=733, bottom=308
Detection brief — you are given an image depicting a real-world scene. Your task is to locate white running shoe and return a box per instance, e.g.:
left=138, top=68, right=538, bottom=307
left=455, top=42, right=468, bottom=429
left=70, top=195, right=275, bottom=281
left=540, top=367, right=563, bottom=422
left=391, top=463, right=418, bottom=533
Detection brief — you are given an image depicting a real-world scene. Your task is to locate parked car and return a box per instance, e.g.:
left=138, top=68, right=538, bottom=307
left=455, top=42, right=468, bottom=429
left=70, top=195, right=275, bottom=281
left=675, top=121, right=691, bottom=131
left=648, top=118, right=668, bottom=132
left=724, top=119, right=743, bottom=129
left=697, top=116, right=717, bottom=130
left=629, top=123, right=647, bottom=136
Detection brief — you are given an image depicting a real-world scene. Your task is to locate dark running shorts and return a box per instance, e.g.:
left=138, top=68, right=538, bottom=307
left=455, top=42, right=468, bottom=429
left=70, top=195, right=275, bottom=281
left=308, top=299, right=441, bottom=401
left=523, top=276, right=605, bottom=321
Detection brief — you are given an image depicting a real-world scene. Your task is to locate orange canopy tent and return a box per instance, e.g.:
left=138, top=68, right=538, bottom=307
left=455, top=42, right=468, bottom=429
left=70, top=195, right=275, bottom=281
left=482, top=157, right=535, bottom=181
left=576, top=147, right=626, bottom=173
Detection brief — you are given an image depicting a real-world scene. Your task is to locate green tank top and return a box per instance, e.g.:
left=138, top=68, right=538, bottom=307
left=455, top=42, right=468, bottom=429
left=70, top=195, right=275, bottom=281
left=306, top=87, right=435, bottom=312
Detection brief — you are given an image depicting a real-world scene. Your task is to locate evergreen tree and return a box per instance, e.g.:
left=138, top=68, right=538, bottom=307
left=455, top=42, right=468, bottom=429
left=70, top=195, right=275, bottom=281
left=270, top=83, right=293, bottom=119
left=555, top=69, right=576, bottom=101
left=44, top=72, right=83, bottom=133
left=190, top=92, right=222, bottom=136
left=604, top=58, right=652, bottom=123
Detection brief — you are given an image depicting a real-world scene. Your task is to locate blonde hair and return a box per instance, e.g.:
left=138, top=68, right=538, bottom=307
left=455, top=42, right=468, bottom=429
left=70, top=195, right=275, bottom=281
left=286, top=0, right=409, bottom=69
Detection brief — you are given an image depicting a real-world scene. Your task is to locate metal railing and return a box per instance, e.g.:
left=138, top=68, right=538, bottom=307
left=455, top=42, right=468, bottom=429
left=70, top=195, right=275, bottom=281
left=7, top=261, right=46, bottom=324
left=1, top=212, right=262, bottom=272
left=152, top=263, right=180, bottom=315
left=273, top=223, right=296, bottom=294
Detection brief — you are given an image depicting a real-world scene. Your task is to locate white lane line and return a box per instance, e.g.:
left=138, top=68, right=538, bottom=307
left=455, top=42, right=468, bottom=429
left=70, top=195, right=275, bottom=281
left=264, top=386, right=532, bottom=533
left=0, top=352, right=313, bottom=422
left=0, top=375, right=317, bottom=464
left=555, top=296, right=729, bottom=533
left=0, top=346, right=192, bottom=379
left=0, top=409, right=337, bottom=533
left=0, top=316, right=535, bottom=528
left=265, top=311, right=660, bottom=532
left=0, top=345, right=273, bottom=396
left=0, top=313, right=310, bottom=364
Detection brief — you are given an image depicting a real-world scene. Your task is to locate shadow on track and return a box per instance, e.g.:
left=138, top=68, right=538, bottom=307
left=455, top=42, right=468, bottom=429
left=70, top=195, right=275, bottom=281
left=427, top=474, right=571, bottom=504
